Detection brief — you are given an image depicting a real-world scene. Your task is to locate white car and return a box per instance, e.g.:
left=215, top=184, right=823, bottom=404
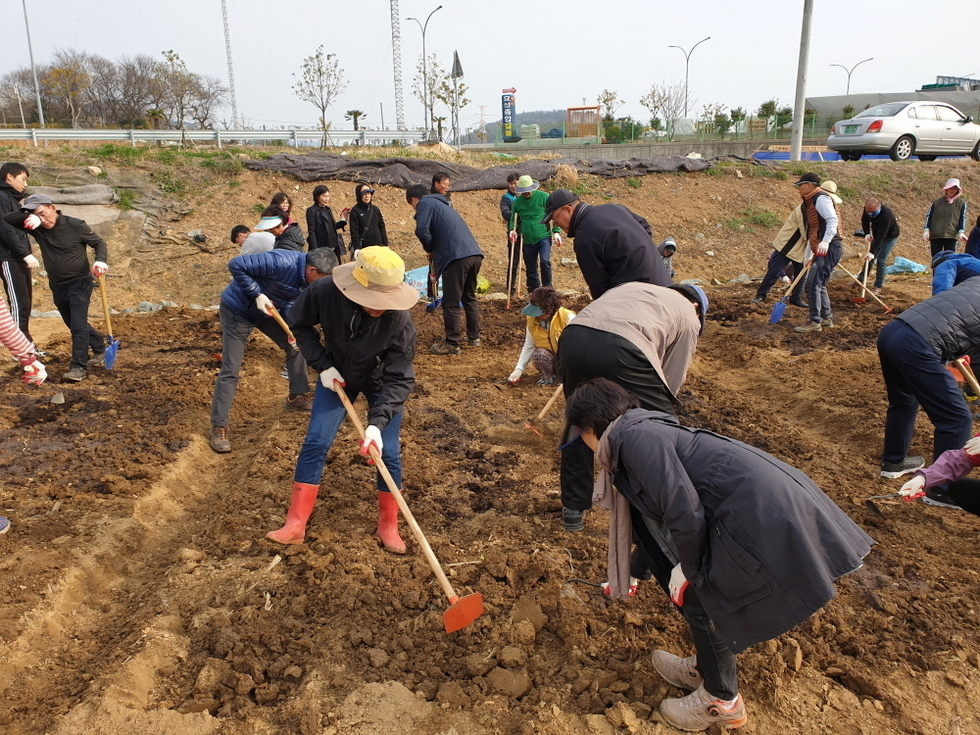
left=827, top=101, right=980, bottom=161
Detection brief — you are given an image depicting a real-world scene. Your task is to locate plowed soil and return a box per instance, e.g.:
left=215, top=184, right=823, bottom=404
left=1, top=156, right=979, bottom=735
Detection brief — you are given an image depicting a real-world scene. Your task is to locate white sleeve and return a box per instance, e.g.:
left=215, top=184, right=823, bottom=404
left=814, top=195, right=838, bottom=245
left=515, top=327, right=536, bottom=372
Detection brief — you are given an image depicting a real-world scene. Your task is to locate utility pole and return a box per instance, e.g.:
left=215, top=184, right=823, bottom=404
left=790, top=0, right=814, bottom=162
left=21, top=0, right=44, bottom=127
left=219, top=0, right=240, bottom=128
left=389, top=0, right=406, bottom=130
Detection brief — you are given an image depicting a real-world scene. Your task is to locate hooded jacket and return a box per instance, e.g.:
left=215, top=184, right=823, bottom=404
left=348, top=184, right=389, bottom=250
left=0, top=181, right=30, bottom=261
left=221, top=249, right=311, bottom=322
left=930, top=253, right=980, bottom=295
left=4, top=209, right=107, bottom=286
left=413, top=194, right=483, bottom=276
left=607, top=408, right=874, bottom=654
left=305, top=202, right=346, bottom=259
left=287, top=276, right=416, bottom=430
left=566, top=202, right=672, bottom=299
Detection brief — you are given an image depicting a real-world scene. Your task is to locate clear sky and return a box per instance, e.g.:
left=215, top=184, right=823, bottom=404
left=6, top=0, right=978, bottom=131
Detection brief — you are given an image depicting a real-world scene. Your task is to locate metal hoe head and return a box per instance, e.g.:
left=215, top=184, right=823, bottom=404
left=104, top=335, right=121, bottom=369
left=769, top=299, right=788, bottom=324
left=443, top=592, right=484, bottom=633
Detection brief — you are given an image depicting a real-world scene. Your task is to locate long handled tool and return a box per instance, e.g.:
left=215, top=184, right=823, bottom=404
left=835, top=264, right=893, bottom=313
left=955, top=357, right=980, bottom=397
left=505, top=222, right=515, bottom=311
left=425, top=258, right=443, bottom=313
left=334, top=383, right=484, bottom=633
left=96, top=275, right=121, bottom=369
left=536, top=383, right=564, bottom=420
left=769, top=262, right=811, bottom=324
left=267, top=305, right=299, bottom=351
left=851, top=243, right=873, bottom=304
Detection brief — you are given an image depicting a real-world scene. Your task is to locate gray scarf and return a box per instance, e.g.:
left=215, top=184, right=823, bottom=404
left=593, top=415, right=632, bottom=600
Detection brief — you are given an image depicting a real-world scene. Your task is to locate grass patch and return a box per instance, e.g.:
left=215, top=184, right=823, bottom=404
left=116, top=188, right=136, bottom=210
left=625, top=177, right=643, bottom=189
left=747, top=165, right=787, bottom=181
left=92, top=144, right=146, bottom=165
left=836, top=184, right=858, bottom=200
left=154, top=171, right=186, bottom=196
left=200, top=152, right=244, bottom=175
left=858, top=173, right=894, bottom=191
left=723, top=218, right=752, bottom=232
left=739, top=207, right=781, bottom=228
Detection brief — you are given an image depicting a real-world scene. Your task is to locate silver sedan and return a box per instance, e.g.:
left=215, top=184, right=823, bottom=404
left=827, top=101, right=980, bottom=161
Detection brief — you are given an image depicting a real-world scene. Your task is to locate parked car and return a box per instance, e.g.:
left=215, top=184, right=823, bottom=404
left=827, top=101, right=980, bottom=161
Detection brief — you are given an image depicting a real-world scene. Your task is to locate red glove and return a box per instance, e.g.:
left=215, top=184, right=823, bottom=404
left=669, top=564, right=689, bottom=606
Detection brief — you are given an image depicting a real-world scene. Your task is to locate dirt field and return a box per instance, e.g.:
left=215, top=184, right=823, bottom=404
left=1, top=153, right=979, bottom=735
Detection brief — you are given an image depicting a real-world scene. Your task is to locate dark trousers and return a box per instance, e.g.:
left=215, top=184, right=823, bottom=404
left=878, top=319, right=973, bottom=465
left=930, top=238, right=958, bottom=258
left=557, top=326, right=675, bottom=511
left=859, top=237, right=899, bottom=289
left=50, top=278, right=103, bottom=371
left=210, top=303, right=310, bottom=427
left=946, top=479, right=980, bottom=517
left=0, top=259, right=33, bottom=343
left=805, top=240, right=842, bottom=323
left=523, top=236, right=553, bottom=292
left=756, top=251, right=803, bottom=300
left=441, top=255, right=482, bottom=346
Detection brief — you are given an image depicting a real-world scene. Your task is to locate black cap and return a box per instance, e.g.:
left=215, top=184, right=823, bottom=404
left=540, top=188, right=580, bottom=224
left=792, top=172, right=821, bottom=187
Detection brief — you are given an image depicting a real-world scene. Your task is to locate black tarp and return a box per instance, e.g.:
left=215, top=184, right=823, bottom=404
left=243, top=152, right=715, bottom=191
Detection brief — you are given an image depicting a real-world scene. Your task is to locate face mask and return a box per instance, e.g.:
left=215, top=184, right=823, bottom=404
left=872, top=207, right=881, bottom=217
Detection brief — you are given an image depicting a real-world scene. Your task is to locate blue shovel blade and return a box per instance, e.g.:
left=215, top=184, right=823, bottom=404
left=769, top=300, right=787, bottom=324
left=104, top=336, right=121, bottom=369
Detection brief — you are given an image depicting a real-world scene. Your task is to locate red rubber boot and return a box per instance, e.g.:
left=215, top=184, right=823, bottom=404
left=266, top=482, right=319, bottom=544
left=377, top=491, right=407, bottom=554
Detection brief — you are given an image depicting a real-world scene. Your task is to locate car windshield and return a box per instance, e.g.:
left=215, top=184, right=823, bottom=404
left=855, top=103, right=908, bottom=118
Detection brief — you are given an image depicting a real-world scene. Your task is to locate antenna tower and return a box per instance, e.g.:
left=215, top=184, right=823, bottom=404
left=390, top=0, right=406, bottom=130
left=220, top=0, right=240, bottom=128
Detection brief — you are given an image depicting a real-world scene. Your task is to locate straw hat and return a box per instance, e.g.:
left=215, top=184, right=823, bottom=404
left=820, top=180, right=843, bottom=205
left=332, top=246, right=419, bottom=311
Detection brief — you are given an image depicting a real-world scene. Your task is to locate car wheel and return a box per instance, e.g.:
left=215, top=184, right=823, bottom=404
left=849, top=153, right=862, bottom=161
left=838, top=152, right=853, bottom=161
left=918, top=155, right=937, bottom=161
left=890, top=136, right=915, bottom=161
left=972, top=141, right=980, bottom=162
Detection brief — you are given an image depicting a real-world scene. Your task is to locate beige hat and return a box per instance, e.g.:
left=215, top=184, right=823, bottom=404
left=332, top=246, right=419, bottom=311
left=820, top=180, right=843, bottom=205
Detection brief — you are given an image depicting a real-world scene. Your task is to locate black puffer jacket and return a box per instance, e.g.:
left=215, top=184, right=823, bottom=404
left=897, top=276, right=980, bottom=361
left=0, top=182, right=30, bottom=261
left=274, top=221, right=306, bottom=252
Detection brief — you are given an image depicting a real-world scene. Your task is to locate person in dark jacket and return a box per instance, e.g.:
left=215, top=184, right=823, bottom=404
left=877, top=277, right=980, bottom=507
left=208, top=247, right=337, bottom=454
left=267, top=246, right=419, bottom=553
left=965, top=215, right=980, bottom=258
left=859, top=198, right=901, bottom=293
left=5, top=194, right=108, bottom=382
left=348, top=183, right=389, bottom=254
left=305, top=185, right=348, bottom=264
left=256, top=206, right=306, bottom=252
left=541, top=189, right=671, bottom=299
left=407, top=184, right=484, bottom=354
left=0, top=162, right=39, bottom=351
left=930, top=251, right=980, bottom=295
left=923, top=178, right=968, bottom=257
left=500, top=174, right=520, bottom=296
left=566, top=377, right=874, bottom=733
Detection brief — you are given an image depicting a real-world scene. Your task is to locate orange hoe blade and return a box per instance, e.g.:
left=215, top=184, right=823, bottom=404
left=335, top=385, right=485, bottom=633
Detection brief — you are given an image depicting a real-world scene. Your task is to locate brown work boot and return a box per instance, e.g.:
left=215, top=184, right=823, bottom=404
left=284, top=393, right=314, bottom=411
left=660, top=685, right=746, bottom=731
left=210, top=425, right=231, bottom=453
left=430, top=340, right=461, bottom=355
left=794, top=320, right=822, bottom=333
left=651, top=650, right=703, bottom=691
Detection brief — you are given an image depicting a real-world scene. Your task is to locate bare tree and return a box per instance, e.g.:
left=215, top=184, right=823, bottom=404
left=85, top=53, right=120, bottom=127
left=188, top=75, right=229, bottom=129
left=597, top=89, right=621, bottom=122
left=433, top=72, right=469, bottom=145
left=640, top=81, right=687, bottom=141
left=411, top=54, right=445, bottom=136
left=43, top=49, right=92, bottom=128
left=292, top=45, right=348, bottom=149
left=159, top=50, right=197, bottom=130
left=118, top=54, right=160, bottom=127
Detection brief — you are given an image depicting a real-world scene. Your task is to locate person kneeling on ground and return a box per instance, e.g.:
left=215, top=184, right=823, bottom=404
left=658, top=237, right=677, bottom=279
left=267, top=247, right=419, bottom=553
left=508, top=286, right=575, bottom=386
left=897, top=434, right=980, bottom=516
left=209, top=247, right=337, bottom=453
left=566, top=377, right=874, bottom=732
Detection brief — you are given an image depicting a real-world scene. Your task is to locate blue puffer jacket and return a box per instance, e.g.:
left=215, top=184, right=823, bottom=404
left=931, top=253, right=980, bottom=295
left=221, top=249, right=308, bottom=321
left=413, top=194, right=483, bottom=276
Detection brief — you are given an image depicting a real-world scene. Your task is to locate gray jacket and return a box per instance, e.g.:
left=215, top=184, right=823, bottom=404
left=608, top=409, right=874, bottom=654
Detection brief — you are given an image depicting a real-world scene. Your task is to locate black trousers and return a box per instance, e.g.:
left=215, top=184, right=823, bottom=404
left=0, top=258, right=33, bottom=343
left=440, top=255, right=482, bottom=346
left=557, top=325, right=675, bottom=511
left=756, top=251, right=804, bottom=301
left=930, top=238, right=957, bottom=258
left=50, top=278, right=104, bottom=371
left=946, top=479, right=980, bottom=517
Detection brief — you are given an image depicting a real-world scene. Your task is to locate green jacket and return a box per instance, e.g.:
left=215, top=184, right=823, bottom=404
left=510, top=189, right=559, bottom=243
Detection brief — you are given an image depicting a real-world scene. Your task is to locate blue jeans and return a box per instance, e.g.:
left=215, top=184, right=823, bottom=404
left=859, top=237, right=898, bottom=289
left=294, top=381, right=404, bottom=491
left=523, top=236, right=553, bottom=291
left=805, top=241, right=842, bottom=323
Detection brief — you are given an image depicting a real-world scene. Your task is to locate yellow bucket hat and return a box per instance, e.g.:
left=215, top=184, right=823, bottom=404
left=332, top=246, right=420, bottom=311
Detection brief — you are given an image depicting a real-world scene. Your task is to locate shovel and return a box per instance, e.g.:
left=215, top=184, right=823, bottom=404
left=96, top=275, right=121, bottom=369
left=334, top=383, right=484, bottom=633
left=835, top=264, right=894, bottom=313
left=266, top=304, right=299, bottom=352
left=769, top=262, right=811, bottom=324
left=850, top=243, right=873, bottom=304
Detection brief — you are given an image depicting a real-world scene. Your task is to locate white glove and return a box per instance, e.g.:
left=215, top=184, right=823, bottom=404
left=964, top=435, right=980, bottom=456
left=91, top=261, right=109, bottom=277
left=255, top=293, right=274, bottom=315
left=22, top=360, right=46, bottom=386
left=668, top=563, right=689, bottom=606
left=922, top=229, right=931, bottom=242
left=360, top=424, right=383, bottom=463
left=779, top=275, right=791, bottom=285
left=320, top=367, right=345, bottom=391
left=23, top=254, right=39, bottom=269
left=24, top=214, right=41, bottom=230
left=899, top=475, right=926, bottom=501
left=958, top=230, right=967, bottom=242
left=864, top=251, right=875, bottom=262
left=553, top=233, right=562, bottom=247
left=815, top=242, right=829, bottom=257
left=508, top=369, right=522, bottom=384
left=864, top=234, right=873, bottom=246
left=508, top=230, right=518, bottom=244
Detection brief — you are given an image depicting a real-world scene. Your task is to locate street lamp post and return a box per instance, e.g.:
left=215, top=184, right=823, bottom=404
left=829, top=58, right=873, bottom=95
left=668, top=36, right=710, bottom=118
left=21, top=0, right=45, bottom=127
left=406, top=5, right=443, bottom=138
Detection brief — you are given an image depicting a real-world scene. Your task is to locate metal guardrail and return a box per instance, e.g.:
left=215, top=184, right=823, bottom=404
left=0, top=128, right=429, bottom=148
